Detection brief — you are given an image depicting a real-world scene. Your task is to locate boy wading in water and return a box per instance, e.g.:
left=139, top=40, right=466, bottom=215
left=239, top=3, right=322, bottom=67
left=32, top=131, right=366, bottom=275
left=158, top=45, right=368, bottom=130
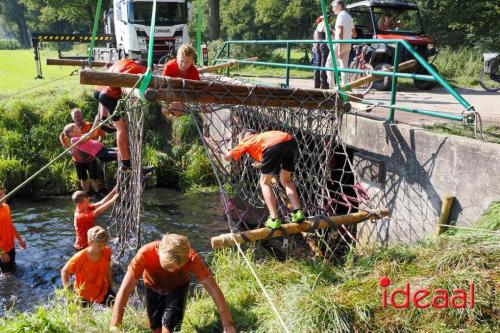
left=110, top=234, right=236, bottom=333
left=0, top=185, right=27, bottom=275
left=225, top=130, right=305, bottom=229
left=61, top=226, right=115, bottom=306
left=72, top=188, right=118, bottom=251
left=93, top=58, right=147, bottom=173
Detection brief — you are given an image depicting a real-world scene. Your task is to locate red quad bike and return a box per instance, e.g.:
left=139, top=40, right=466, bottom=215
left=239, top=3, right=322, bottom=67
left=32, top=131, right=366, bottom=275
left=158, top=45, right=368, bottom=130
left=347, top=0, right=439, bottom=91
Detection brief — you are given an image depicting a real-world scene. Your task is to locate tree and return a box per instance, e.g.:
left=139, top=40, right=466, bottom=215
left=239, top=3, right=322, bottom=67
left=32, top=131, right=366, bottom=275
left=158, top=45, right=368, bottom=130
left=207, top=0, right=220, bottom=40
left=0, top=0, right=30, bottom=47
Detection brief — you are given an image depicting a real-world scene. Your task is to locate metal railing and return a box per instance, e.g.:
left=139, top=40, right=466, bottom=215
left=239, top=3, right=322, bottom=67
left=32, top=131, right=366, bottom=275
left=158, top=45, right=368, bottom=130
left=212, top=39, right=476, bottom=123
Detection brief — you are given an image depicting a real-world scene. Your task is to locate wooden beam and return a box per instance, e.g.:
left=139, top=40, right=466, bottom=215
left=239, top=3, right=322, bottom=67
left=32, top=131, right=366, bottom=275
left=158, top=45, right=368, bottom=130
left=210, top=209, right=390, bottom=249
left=46, top=58, right=110, bottom=67
left=341, top=59, right=417, bottom=91
left=437, top=195, right=455, bottom=235
left=79, top=70, right=342, bottom=109
left=198, top=57, right=258, bottom=73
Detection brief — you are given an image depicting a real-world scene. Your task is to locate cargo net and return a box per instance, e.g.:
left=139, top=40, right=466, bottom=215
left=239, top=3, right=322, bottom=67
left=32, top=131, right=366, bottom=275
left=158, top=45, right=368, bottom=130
left=108, top=97, right=148, bottom=256
left=156, top=74, right=372, bottom=259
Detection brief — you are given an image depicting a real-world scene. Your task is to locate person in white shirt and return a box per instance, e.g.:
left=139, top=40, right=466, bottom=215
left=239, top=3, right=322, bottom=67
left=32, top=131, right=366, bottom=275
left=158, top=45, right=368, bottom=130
left=313, top=16, right=332, bottom=89
left=329, top=0, right=357, bottom=86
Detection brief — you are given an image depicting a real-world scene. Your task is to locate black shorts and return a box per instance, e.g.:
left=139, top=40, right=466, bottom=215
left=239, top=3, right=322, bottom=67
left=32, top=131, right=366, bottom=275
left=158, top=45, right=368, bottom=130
left=0, top=248, right=16, bottom=273
left=93, top=90, right=121, bottom=122
left=96, top=147, right=117, bottom=163
left=81, top=288, right=116, bottom=307
left=261, top=139, right=298, bottom=176
left=74, top=160, right=99, bottom=180
left=146, top=284, right=189, bottom=331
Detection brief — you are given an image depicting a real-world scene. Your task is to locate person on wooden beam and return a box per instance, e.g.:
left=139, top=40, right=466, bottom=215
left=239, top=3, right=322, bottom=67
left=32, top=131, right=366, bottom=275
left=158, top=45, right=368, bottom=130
left=110, top=234, right=236, bottom=333
left=161, top=44, right=201, bottom=116
left=224, top=129, right=305, bottom=229
left=92, top=58, right=147, bottom=173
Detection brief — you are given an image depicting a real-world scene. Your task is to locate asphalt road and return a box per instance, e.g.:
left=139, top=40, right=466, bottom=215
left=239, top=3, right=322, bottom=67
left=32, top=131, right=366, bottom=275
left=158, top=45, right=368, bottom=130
left=251, top=77, right=500, bottom=127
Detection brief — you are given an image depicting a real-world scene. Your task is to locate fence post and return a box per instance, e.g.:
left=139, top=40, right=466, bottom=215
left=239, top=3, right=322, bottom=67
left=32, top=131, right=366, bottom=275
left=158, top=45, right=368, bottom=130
left=388, top=42, right=400, bottom=122
left=285, top=43, right=291, bottom=87
left=226, top=43, right=231, bottom=77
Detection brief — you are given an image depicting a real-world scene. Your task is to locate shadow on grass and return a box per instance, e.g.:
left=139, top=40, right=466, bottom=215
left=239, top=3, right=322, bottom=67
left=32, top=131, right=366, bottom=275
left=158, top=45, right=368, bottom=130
left=186, top=304, right=260, bottom=333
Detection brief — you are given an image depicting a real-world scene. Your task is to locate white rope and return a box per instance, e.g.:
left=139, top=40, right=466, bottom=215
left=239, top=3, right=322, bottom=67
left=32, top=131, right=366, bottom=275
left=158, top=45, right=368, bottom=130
left=231, top=233, right=291, bottom=333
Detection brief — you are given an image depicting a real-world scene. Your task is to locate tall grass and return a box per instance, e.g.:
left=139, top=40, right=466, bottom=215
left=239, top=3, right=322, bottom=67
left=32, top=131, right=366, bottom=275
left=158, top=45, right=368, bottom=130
left=433, top=47, right=483, bottom=87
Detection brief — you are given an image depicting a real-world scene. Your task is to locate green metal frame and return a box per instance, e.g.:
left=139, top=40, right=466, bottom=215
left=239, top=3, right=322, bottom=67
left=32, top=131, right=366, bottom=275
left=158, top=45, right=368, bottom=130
left=212, top=38, right=475, bottom=122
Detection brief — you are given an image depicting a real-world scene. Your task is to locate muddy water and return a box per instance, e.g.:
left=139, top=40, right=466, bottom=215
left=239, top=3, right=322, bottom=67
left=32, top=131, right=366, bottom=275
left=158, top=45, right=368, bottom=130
left=0, top=188, right=227, bottom=315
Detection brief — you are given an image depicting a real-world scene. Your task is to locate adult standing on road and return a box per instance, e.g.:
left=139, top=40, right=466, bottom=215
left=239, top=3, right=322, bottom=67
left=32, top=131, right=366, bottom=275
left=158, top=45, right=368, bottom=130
left=313, top=16, right=331, bottom=89
left=59, top=108, right=105, bottom=194
left=330, top=0, right=356, bottom=86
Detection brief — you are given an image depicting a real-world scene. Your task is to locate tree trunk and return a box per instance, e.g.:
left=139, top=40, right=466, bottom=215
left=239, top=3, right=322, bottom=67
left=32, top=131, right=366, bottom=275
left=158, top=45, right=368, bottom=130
left=16, top=19, right=29, bottom=47
left=207, top=0, right=220, bottom=40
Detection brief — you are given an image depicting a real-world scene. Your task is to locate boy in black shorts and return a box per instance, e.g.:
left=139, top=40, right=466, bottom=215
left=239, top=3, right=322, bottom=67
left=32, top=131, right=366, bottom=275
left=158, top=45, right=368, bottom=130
left=225, top=129, right=305, bottom=229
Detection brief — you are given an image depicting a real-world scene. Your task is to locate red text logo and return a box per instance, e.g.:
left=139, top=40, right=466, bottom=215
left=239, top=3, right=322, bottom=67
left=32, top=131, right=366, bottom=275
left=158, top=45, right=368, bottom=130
left=380, top=276, right=475, bottom=309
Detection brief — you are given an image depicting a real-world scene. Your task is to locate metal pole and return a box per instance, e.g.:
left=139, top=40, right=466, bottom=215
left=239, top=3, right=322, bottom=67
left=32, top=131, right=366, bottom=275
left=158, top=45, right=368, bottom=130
left=226, top=43, right=231, bottom=77
left=197, top=0, right=202, bottom=66
left=88, top=0, right=103, bottom=66
left=388, top=42, right=400, bottom=122
left=319, top=0, right=342, bottom=92
left=285, top=43, right=291, bottom=87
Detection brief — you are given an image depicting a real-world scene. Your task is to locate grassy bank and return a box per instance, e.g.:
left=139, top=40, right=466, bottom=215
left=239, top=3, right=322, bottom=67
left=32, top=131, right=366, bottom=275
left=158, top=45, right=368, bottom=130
left=424, top=123, right=500, bottom=145
left=2, top=203, right=498, bottom=332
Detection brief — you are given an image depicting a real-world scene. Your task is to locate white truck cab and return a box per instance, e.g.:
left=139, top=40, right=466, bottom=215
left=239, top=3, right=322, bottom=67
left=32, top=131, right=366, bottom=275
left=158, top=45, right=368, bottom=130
left=106, top=0, right=190, bottom=62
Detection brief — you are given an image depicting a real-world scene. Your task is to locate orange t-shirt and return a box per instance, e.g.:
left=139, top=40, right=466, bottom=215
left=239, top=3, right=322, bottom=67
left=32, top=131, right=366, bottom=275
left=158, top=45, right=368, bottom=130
left=66, top=246, right=112, bottom=303
left=128, top=241, right=211, bottom=295
left=67, top=122, right=105, bottom=162
left=96, top=59, right=147, bottom=99
left=229, top=131, right=293, bottom=162
left=74, top=204, right=96, bottom=250
left=0, top=203, right=15, bottom=253
left=162, top=59, right=201, bottom=81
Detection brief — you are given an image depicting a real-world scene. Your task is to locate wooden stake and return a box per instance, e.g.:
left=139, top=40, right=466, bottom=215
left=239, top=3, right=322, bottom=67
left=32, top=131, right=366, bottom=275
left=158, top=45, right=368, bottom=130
left=210, top=209, right=390, bottom=249
left=341, top=59, right=417, bottom=91
left=437, top=195, right=455, bottom=235
left=46, top=58, right=110, bottom=67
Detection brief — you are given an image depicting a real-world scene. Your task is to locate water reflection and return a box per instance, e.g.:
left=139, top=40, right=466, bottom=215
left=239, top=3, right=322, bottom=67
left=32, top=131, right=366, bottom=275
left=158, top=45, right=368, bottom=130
left=0, top=188, right=227, bottom=315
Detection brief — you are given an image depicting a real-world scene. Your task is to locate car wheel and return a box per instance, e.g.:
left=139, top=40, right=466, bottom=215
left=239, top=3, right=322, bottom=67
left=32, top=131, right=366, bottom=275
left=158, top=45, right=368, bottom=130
left=372, top=63, right=392, bottom=91
left=414, top=64, right=439, bottom=90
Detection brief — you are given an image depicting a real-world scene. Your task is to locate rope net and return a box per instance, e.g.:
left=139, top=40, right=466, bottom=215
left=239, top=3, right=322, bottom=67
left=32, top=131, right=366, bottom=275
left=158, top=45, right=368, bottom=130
left=108, top=97, right=149, bottom=255
left=108, top=74, right=373, bottom=260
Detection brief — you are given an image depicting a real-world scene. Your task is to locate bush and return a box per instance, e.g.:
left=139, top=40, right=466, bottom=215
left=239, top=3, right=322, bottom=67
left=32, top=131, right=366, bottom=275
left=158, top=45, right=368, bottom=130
left=433, top=47, right=483, bottom=87
left=181, top=144, right=215, bottom=188
left=172, top=114, right=200, bottom=145
left=0, top=39, right=21, bottom=50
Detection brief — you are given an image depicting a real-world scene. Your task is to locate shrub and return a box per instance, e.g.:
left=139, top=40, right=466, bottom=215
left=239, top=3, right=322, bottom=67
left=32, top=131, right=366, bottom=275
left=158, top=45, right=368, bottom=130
left=0, top=39, right=21, bottom=50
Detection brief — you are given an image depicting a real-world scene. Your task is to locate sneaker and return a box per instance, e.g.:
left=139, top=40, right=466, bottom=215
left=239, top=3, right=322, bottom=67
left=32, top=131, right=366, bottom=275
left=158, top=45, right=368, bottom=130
left=264, top=217, right=282, bottom=230
left=320, top=83, right=330, bottom=90
left=292, top=209, right=305, bottom=223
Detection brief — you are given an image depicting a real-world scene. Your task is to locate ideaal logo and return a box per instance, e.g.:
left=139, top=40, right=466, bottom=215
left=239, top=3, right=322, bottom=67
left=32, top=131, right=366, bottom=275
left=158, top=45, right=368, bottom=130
left=380, top=277, right=475, bottom=309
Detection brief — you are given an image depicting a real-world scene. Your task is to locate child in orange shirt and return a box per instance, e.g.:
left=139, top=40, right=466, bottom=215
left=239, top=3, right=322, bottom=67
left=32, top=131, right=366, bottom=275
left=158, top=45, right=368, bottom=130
left=72, top=188, right=118, bottom=251
left=0, top=184, right=27, bottom=274
left=162, top=45, right=201, bottom=116
left=61, top=226, right=115, bottom=306
left=110, top=234, right=235, bottom=333
left=225, top=130, right=305, bottom=229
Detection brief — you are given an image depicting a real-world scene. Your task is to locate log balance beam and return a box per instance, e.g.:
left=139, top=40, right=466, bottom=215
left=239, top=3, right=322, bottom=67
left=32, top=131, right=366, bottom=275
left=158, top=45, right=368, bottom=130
left=210, top=209, right=390, bottom=249
left=79, top=70, right=345, bottom=109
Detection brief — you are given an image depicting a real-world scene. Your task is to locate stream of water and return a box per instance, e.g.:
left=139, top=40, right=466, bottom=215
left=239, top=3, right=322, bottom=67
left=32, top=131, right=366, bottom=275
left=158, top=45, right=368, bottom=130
left=0, top=188, right=227, bottom=315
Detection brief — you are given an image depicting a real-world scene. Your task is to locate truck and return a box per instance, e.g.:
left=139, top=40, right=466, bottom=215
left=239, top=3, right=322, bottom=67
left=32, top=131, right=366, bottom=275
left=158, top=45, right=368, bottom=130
left=97, top=0, right=192, bottom=63
left=347, top=0, right=439, bottom=90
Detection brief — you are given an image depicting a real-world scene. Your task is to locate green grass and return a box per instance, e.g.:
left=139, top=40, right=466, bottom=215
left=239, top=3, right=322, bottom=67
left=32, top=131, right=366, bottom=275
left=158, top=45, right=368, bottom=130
left=2, top=202, right=498, bottom=332
left=0, top=49, right=84, bottom=97
left=424, top=123, right=500, bottom=144
left=433, top=47, right=483, bottom=88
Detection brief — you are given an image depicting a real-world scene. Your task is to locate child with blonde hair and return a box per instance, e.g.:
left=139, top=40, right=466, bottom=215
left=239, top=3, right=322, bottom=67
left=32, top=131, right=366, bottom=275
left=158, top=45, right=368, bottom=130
left=61, top=226, right=115, bottom=306
left=110, top=234, right=236, bottom=333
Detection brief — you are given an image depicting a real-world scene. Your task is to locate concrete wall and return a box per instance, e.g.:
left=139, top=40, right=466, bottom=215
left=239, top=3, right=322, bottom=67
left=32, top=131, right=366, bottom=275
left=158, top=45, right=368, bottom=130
left=341, top=114, right=500, bottom=246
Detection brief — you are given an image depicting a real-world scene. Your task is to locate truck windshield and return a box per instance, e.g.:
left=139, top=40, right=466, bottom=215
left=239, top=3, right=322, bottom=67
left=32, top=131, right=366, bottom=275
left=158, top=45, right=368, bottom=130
left=129, top=2, right=188, bottom=25
left=373, top=7, right=423, bottom=34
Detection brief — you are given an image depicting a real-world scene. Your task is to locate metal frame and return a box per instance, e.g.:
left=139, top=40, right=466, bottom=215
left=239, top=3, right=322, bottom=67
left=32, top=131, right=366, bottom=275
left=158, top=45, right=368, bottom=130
left=212, top=38, right=475, bottom=122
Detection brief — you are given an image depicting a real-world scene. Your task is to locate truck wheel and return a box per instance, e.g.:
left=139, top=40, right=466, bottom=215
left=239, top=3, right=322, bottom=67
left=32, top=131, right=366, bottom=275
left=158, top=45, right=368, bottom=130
left=372, top=63, right=392, bottom=91
left=414, top=64, right=439, bottom=90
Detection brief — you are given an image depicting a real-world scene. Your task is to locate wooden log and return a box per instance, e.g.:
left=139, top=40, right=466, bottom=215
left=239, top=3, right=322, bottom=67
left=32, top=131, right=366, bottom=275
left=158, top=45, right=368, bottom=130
left=211, top=209, right=390, bottom=249
left=80, top=70, right=342, bottom=109
left=46, top=58, right=110, bottom=67
left=342, top=59, right=417, bottom=91
left=437, top=195, right=455, bottom=235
